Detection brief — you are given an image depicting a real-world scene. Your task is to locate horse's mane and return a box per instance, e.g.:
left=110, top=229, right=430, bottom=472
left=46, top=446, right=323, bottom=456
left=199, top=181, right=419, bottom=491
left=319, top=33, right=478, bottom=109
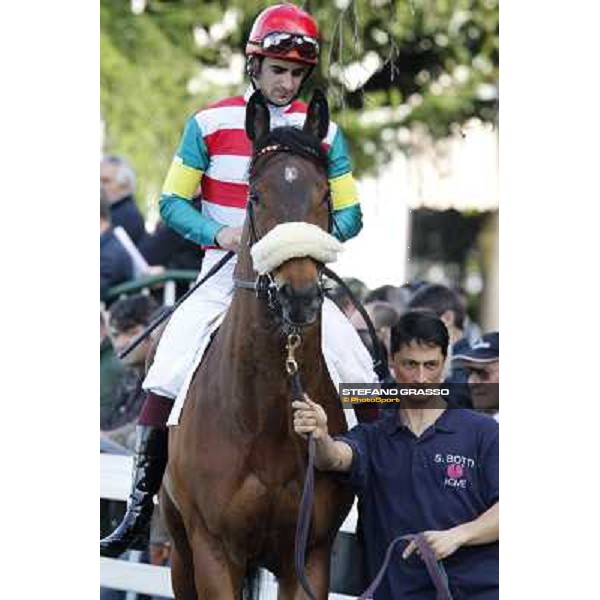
left=251, top=126, right=329, bottom=177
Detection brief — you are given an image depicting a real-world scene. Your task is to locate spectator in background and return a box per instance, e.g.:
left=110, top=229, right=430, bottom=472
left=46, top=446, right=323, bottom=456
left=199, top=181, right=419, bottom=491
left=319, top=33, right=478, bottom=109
left=138, top=191, right=205, bottom=286
left=139, top=220, right=203, bottom=271
left=364, top=284, right=408, bottom=318
left=328, top=283, right=356, bottom=320
left=103, top=294, right=172, bottom=595
left=408, top=283, right=465, bottom=346
left=368, top=300, right=399, bottom=326
left=327, top=279, right=386, bottom=424
left=101, top=155, right=202, bottom=280
left=101, top=294, right=162, bottom=448
left=348, top=285, right=404, bottom=372
left=454, top=333, right=499, bottom=421
left=407, top=283, right=473, bottom=408
left=100, top=155, right=148, bottom=247
left=100, top=298, right=147, bottom=600
left=454, top=285, right=483, bottom=345
left=344, top=277, right=369, bottom=303
left=100, top=311, right=127, bottom=421
left=101, top=194, right=133, bottom=302
left=398, top=279, right=428, bottom=302
left=360, top=301, right=399, bottom=358
left=327, top=276, right=369, bottom=320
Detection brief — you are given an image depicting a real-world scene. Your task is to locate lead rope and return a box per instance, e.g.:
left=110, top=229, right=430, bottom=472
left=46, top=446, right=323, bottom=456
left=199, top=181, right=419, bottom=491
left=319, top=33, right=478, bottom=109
left=358, top=533, right=454, bottom=600
left=286, top=333, right=318, bottom=600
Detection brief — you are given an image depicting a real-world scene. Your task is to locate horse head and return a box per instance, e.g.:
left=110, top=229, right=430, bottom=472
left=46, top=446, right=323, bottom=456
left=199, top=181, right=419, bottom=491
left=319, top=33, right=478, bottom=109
left=242, top=89, right=342, bottom=326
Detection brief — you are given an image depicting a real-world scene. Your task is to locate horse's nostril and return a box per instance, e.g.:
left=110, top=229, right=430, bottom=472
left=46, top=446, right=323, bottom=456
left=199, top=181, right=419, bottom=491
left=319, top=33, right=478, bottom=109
left=278, top=282, right=293, bottom=299
left=278, top=283, right=322, bottom=307
left=277, top=282, right=323, bottom=326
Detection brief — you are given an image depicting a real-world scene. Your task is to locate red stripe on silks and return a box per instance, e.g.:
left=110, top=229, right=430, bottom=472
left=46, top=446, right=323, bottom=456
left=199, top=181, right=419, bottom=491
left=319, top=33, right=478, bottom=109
left=202, top=96, right=246, bottom=110
left=202, top=175, right=249, bottom=208
left=286, top=100, right=308, bottom=114
left=205, top=126, right=330, bottom=156
left=204, top=129, right=252, bottom=157
left=285, top=102, right=332, bottom=151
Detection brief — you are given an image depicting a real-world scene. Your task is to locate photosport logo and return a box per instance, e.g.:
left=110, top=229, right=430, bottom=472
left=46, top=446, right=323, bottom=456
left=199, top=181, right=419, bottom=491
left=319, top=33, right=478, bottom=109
left=338, top=383, right=450, bottom=408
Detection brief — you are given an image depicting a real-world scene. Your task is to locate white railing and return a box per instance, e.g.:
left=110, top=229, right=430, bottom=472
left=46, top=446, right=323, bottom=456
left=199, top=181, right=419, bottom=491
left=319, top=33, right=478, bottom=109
left=100, top=452, right=358, bottom=598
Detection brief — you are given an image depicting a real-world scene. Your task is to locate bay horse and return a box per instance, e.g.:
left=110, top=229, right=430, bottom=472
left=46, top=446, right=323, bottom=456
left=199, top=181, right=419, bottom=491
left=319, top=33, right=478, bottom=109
left=160, top=90, right=355, bottom=599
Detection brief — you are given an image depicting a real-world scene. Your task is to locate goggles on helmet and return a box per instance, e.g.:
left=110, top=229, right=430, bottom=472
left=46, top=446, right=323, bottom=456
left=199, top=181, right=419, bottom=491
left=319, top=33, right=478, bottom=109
left=260, top=32, right=319, bottom=61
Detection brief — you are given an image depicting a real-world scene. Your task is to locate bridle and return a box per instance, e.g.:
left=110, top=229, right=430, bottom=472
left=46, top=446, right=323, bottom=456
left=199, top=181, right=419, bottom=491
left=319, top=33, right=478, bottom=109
left=233, top=142, right=334, bottom=319
left=246, top=142, right=334, bottom=246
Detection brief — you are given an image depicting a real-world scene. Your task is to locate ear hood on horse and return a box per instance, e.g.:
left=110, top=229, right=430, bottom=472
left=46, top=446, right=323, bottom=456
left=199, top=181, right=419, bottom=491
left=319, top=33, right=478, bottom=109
left=250, top=221, right=343, bottom=275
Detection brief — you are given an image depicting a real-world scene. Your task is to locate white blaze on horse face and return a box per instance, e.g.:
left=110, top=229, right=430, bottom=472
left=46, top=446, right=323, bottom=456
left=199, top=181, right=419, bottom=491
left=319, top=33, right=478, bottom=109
left=284, top=165, right=298, bottom=183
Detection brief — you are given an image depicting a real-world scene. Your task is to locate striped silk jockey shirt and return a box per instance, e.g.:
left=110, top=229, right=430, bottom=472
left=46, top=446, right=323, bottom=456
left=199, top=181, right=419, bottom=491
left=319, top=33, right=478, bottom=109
left=159, top=87, right=363, bottom=249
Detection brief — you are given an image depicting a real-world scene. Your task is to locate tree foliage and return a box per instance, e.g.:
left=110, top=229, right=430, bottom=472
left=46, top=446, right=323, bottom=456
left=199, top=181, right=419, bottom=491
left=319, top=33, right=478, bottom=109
left=101, top=0, right=498, bottom=214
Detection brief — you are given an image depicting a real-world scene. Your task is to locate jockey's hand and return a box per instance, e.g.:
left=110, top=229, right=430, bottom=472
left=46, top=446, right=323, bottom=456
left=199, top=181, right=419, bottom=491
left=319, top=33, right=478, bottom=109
left=292, top=394, right=328, bottom=440
left=215, top=226, right=243, bottom=253
left=402, top=528, right=466, bottom=562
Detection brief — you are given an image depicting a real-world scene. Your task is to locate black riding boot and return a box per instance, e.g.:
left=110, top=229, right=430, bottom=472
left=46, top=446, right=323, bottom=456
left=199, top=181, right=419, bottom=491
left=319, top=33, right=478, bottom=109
left=100, top=425, right=168, bottom=558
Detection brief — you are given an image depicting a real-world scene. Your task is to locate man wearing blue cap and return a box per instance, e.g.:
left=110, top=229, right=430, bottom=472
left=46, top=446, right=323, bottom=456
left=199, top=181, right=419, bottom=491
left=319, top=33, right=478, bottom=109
left=453, top=333, right=499, bottom=421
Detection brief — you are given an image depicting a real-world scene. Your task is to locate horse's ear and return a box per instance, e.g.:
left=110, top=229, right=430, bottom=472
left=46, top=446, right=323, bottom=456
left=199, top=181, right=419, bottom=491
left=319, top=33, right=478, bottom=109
left=303, top=89, right=329, bottom=141
left=245, top=90, right=271, bottom=143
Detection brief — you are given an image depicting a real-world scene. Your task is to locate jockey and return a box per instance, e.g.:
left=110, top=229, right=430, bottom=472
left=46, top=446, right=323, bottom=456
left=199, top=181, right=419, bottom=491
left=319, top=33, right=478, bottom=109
left=101, top=3, right=376, bottom=557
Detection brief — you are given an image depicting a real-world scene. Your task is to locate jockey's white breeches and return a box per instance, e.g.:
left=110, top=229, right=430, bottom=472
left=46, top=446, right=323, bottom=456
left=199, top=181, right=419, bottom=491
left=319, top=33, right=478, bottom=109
left=143, top=250, right=378, bottom=426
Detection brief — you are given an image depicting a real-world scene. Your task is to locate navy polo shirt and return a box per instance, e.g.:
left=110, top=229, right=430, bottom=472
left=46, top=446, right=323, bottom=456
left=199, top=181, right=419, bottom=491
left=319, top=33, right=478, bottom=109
left=336, top=408, right=499, bottom=600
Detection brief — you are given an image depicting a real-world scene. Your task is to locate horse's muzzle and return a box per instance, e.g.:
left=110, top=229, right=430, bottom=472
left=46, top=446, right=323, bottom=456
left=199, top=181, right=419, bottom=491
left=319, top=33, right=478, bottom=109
left=277, top=282, right=323, bottom=326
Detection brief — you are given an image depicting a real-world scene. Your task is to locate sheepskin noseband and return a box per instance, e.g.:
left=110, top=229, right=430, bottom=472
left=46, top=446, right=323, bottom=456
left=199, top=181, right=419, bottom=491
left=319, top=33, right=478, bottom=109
left=250, top=222, right=343, bottom=275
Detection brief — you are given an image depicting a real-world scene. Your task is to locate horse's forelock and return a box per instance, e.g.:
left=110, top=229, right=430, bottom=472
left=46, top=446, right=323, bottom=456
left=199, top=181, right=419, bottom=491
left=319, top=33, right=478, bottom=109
left=251, top=127, right=328, bottom=176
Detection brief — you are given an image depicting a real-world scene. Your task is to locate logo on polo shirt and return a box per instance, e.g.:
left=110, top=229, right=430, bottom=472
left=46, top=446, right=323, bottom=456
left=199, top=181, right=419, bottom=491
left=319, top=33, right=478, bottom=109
left=447, top=463, right=463, bottom=478
left=434, top=453, right=475, bottom=489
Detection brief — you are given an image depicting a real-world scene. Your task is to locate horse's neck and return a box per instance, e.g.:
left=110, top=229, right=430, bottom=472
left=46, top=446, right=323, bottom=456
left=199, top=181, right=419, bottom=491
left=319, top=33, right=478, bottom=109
left=219, top=273, right=345, bottom=439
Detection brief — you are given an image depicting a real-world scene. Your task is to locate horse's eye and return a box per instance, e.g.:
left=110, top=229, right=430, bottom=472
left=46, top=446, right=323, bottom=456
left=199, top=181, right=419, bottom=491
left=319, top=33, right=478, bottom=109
left=249, top=192, right=260, bottom=204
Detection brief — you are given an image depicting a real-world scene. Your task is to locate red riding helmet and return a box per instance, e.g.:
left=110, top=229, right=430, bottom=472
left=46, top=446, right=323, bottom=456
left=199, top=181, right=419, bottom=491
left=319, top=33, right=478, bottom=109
left=245, top=4, right=320, bottom=66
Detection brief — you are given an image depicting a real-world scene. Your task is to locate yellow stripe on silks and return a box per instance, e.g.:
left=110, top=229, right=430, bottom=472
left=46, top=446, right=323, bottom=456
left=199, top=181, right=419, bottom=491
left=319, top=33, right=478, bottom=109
left=329, top=172, right=359, bottom=210
left=162, top=159, right=203, bottom=200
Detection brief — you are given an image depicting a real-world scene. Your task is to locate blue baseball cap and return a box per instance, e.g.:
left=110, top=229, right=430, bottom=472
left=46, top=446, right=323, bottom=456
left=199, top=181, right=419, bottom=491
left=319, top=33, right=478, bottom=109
left=453, top=332, right=499, bottom=363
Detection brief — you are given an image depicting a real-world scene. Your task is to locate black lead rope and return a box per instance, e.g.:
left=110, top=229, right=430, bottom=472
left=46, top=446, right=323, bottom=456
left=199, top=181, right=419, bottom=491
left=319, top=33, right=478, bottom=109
left=358, top=533, right=454, bottom=600
left=115, top=251, right=235, bottom=360
left=291, top=371, right=318, bottom=600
